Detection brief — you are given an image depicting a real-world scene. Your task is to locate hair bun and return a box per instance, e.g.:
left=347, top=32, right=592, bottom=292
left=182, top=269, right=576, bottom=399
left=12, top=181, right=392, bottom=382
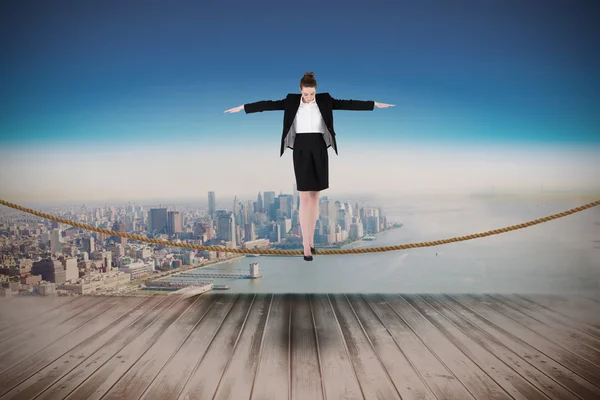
left=300, top=72, right=317, bottom=88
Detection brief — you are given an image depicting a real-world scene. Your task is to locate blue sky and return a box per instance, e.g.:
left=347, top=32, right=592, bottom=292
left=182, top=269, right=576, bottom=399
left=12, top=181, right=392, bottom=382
left=1, top=0, right=598, bottom=149
left=1, top=0, right=599, bottom=203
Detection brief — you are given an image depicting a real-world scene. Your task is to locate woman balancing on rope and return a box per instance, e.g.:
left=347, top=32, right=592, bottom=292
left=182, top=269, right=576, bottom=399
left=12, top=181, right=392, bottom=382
left=224, top=72, right=395, bottom=261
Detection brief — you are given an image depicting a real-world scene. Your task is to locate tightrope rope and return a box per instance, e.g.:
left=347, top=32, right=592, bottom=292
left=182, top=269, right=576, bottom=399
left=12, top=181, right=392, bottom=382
left=1, top=198, right=598, bottom=256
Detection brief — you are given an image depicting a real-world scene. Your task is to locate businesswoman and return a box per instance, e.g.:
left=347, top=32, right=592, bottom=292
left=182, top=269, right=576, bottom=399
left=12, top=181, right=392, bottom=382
left=225, top=72, right=394, bottom=261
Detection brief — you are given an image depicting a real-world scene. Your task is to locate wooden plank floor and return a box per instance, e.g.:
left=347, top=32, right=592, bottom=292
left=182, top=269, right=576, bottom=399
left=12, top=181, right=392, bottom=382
left=1, top=293, right=599, bottom=400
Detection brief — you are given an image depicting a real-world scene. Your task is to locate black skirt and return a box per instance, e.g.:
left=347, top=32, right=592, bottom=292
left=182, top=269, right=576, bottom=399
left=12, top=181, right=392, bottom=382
left=292, top=132, right=329, bottom=191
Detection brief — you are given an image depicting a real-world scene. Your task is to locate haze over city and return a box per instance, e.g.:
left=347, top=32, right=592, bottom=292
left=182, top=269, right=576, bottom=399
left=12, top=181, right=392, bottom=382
left=1, top=143, right=598, bottom=205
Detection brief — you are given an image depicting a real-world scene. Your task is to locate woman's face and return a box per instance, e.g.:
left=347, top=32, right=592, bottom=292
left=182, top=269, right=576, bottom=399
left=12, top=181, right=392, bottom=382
left=300, top=86, right=316, bottom=103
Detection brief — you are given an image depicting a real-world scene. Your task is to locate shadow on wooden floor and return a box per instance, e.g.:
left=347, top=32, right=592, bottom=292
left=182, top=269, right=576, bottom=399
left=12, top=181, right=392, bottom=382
left=0, top=292, right=599, bottom=399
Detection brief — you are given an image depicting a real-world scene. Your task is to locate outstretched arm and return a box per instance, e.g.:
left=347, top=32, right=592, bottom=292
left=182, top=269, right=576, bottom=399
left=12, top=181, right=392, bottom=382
left=244, top=99, right=285, bottom=113
left=224, top=99, right=285, bottom=114
left=331, top=97, right=375, bottom=111
left=330, top=94, right=394, bottom=110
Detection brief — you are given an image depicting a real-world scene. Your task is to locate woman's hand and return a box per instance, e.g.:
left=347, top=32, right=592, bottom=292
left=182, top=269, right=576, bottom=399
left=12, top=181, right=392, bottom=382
left=224, top=105, right=244, bottom=113
left=374, top=102, right=395, bottom=108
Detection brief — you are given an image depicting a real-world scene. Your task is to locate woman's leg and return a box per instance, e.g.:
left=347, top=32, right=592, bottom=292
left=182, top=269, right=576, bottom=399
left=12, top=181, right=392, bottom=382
left=308, top=190, right=320, bottom=247
left=299, top=191, right=312, bottom=256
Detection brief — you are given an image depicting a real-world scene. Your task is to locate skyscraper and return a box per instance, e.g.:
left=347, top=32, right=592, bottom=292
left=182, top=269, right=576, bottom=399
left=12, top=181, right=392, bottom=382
left=244, top=222, right=256, bottom=241
left=167, top=210, right=184, bottom=234
left=82, top=236, right=95, bottom=254
left=257, top=192, right=263, bottom=213
left=263, top=191, right=276, bottom=220
left=149, top=208, right=168, bottom=233
left=50, top=229, right=61, bottom=254
left=208, top=191, right=216, bottom=218
left=233, top=196, right=240, bottom=216
left=278, top=194, right=294, bottom=218
left=216, top=210, right=236, bottom=247
left=263, top=191, right=275, bottom=209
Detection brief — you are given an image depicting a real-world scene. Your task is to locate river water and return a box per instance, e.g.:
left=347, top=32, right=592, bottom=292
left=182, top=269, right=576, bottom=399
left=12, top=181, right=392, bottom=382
left=166, top=194, right=600, bottom=294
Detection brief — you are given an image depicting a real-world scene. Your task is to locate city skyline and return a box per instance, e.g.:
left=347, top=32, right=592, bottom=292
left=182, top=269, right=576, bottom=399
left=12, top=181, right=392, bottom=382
left=0, top=185, right=393, bottom=297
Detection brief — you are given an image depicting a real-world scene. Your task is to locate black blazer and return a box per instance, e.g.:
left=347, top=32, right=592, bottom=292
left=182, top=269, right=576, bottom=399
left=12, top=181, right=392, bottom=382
left=243, top=92, right=374, bottom=156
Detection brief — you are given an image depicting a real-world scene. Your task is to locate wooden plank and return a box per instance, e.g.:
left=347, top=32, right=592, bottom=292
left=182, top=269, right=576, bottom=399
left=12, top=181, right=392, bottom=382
left=0, top=297, right=17, bottom=312
left=363, top=294, right=474, bottom=400
left=4, top=292, right=596, bottom=400
left=433, top=295, right=600, bottom=399
left=35, top=295, right=181, bottom=400
left=348, top=294, right=437, bottom=400
left=407, top=294, right=561, bottom=399
left=138, top=293, right=237, bottom=400
left=0, top=295, right=76, bottom=317
left=0, top=295, right=153, bottom=399
left=100, top=294, right=216, bottom=400
left=250, top=293, right=290, bottom=400
left=0, top=296, right=117, bottom=374
left=497, top=294, right=600, bottom=347
left=310, top=294, right=364, bottom=400
left=479, top=294, right=600, bottom=367
left=62, top=295, right=202, bottom=400
left=425, top=294, right=582, bottom=400
left=212, top=294, right=271, bottom=400
left=384, top=294, right=511, bottom=400
left=580, top=294, right=600, bottom=304
left=0, top=296, right=80, bottom=331
left=330, top=294, right=401, bottom=399
left=177, top=294, right=255, bottom=400
left=0, top=296, right=96, bottom=344
left=516, top=294, right=600, bottom=336
left=287, top=293, right=323, bottom=400
left=450, top=294, right=600, bottom=390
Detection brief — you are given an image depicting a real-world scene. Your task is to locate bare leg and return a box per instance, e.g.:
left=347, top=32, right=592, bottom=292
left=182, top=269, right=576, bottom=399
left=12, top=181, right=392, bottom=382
left=308, top=190, right=320, bottom=248
left=299, top=191, right=312, bottom=257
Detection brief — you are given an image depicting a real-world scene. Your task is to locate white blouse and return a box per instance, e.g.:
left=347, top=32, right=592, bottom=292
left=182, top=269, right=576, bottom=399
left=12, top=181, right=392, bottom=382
left=293, top=98, right=326, bottom=134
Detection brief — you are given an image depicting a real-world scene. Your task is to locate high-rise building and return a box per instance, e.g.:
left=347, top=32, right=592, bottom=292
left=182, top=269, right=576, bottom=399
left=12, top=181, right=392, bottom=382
left=319, top=198, right=334, bottom=218
left=257, top=192, right=263, bottom=213
left=278, top=218, right=292, bottom=236
left=208, top=191, right=216, bottom=218
left=263, top=191, right=275, bottom=211
left=205, top=218, right=214, bottom=240
left=123, top=214, right=136, bottom=231
left=50, top=229, right=62, bottom=254
left=246, top=200, right=254, bottom=223
left=82, top=236, right=95, bottom=254
left=149, top=208, right=168, bottom=233
left=349, top=221, right=364, bottom=240
left=31, top=259, right=66, bottom=284
left=278, top=194, right=294, bottom=218
left=244, top=222, right=256, bottom=242
left=126, top=201, right=134, bottom=215
left=60, top=257, right=79, bottom=282
left=233, top=196, right=240, bottom=216
left=271, top=223, right=281, bottom=243
left=216, top=210, right=236, bottom=247
left=111, top=220, right=128, bottom=245
left=167, top=210, right=184, bottom=234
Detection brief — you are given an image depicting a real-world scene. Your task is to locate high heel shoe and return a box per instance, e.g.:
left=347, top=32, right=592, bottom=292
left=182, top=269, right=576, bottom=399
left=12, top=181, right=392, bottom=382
left=303, top=245, right=313, bottom=261
left=310, top=246, right=315, bottom=254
